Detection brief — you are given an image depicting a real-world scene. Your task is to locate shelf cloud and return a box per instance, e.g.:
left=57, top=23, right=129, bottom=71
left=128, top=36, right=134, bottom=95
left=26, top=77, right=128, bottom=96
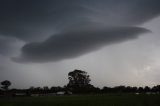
left=13, top=26, right=149, bottom=63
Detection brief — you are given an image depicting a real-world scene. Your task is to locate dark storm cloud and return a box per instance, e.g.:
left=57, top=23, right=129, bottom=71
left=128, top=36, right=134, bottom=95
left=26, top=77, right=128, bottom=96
left=13, top=26, right=149, bottom=63
left=0, top=0, right=160, bottom=41
left=0, top=35, right=23, bottom=56
left=0, top=0, right=90, bottom=41
left=81, top=0, right=160, bottom=26
left=0, top=0, right=160, bottom=62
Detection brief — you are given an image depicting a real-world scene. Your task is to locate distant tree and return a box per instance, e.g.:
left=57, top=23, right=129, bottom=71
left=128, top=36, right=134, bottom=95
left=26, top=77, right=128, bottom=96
left=67, top=69, right=92, bottom=93
left=124, top=86, right=131, bottom=93
left=1, top=80, right=11, bottom=91
left=113, top=86, right=126, bottom=93
left=50, top=86, right=57, bottom=93
left=138, top=87, right=144, bottom=93
left=156, top=85, right=160, bottom=92
left=144, top=86, right=151, bottom=92
left=132, top=87, right=138, bottom=93
left=43, top=86, right=49, bottom=94
left=68, top=69, right=91, bottom=87
left=43, top=86, right=49, bottom=90
left=152, top=85, right=160, bottom=93
left=102, top=86, right=112, bottom=93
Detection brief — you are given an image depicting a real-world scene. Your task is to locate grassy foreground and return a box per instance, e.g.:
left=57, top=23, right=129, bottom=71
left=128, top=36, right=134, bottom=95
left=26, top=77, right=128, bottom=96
left=0, top=94, right=160, bottom=106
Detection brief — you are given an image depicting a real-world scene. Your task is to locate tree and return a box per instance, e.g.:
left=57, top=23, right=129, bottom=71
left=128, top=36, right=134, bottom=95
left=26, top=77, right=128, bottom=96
left=138, top=87, right=144, bottom=93
left=67, top=69, right=92, bottom=93
left=1, top=80, right=11, bottom=91
left=144, top=86, right=151, bottom=92
left=152, top=85, right=160, bottom=93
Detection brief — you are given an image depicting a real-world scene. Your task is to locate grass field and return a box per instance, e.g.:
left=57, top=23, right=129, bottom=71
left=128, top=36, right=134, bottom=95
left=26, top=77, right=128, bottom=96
left=0, top=94, right=160, bottom=106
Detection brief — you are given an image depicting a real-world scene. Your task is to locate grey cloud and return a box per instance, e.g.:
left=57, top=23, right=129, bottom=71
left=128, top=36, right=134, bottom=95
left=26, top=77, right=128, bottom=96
left=0, top=0, right=89, bottom=41
left=0, top=35, right=24, bottom=56
left=0, top=0, right=160, bottom=41
left=85, top=0, right=160, bottom=26
left=0, top=0, right=160, bottom=62
left=13, top=26, right=149, bottom=63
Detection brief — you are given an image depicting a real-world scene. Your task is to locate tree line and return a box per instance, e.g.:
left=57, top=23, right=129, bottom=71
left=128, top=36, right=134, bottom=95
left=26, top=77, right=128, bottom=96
left=1, top=69, right=160, bottom=96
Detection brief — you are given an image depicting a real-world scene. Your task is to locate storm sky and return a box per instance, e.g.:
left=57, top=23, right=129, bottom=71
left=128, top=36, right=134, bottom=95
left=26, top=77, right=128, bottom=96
left=0, top=0, right=160, bottom=88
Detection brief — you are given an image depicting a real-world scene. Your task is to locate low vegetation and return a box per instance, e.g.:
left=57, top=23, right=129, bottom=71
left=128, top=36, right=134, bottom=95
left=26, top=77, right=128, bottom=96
left=0, top=94, right=160, bottom=106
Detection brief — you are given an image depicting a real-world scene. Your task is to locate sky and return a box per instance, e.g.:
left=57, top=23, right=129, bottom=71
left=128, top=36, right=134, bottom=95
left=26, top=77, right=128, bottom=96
left=0, top=0, right=160, bottom=88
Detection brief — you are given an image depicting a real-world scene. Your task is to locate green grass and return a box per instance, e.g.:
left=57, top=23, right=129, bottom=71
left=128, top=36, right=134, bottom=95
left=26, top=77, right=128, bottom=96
left=0, top=94, right=160, bottom=106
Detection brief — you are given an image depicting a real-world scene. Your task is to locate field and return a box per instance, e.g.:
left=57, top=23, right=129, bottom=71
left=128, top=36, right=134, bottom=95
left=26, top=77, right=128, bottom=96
left=0, top=94, right=160, bottom=106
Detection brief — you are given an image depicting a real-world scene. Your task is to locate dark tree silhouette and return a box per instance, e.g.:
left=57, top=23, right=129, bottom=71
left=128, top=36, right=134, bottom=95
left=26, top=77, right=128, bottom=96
left=67, top=69, right=92, bottom=93
left=138, top=87, right=144, bottom=93
left=68, top=69, right=90, bottom=87
left=144, top=86, right=151, bottom=92
left=152, top=85, right=160, bottom=93
left=1, top=80, right=11, bottom=91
